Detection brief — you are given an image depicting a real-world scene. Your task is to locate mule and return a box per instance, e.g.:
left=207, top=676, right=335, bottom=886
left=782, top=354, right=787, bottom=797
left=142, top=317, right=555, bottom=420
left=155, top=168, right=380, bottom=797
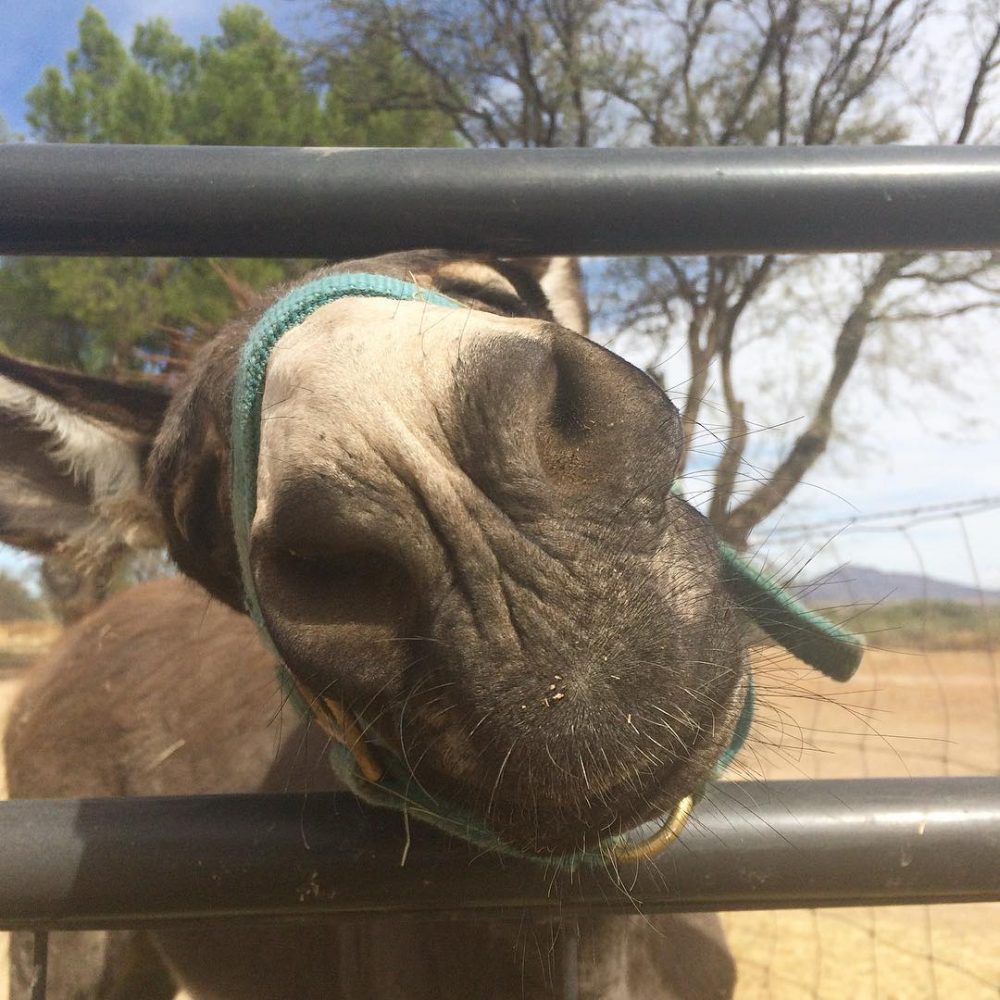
left=1, top=252, right=854, bottom=998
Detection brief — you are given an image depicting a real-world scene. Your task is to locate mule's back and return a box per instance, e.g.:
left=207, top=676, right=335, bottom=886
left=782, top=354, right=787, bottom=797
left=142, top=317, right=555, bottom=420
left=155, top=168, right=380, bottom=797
left=5, top=577, right=291, bottom=800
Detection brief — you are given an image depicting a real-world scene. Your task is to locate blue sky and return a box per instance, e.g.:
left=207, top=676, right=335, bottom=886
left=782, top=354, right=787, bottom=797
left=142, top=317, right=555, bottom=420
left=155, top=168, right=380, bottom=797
left=2, top=1, right=999, bottom=593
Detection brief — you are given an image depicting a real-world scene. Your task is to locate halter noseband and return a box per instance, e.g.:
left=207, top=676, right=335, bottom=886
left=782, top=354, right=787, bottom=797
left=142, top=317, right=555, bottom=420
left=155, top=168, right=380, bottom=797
left=231, top=272, right=860, bottom=866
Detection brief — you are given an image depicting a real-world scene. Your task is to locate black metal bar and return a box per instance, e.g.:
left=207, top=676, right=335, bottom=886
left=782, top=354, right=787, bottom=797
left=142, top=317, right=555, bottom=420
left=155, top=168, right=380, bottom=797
left=29, top=930, right=48, bottom=1000
left=560, top=924, right=580, bottom=1000
left=2, top=144, right=999, bottom=258
left=0, top=777, right=997, bottom=930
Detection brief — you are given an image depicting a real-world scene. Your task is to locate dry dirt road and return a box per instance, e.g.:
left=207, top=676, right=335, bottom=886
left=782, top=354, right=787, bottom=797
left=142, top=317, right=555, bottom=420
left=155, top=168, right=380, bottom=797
left=718, top=645, right=999, bottom=999
left=1, top=630, right=997, bottom=999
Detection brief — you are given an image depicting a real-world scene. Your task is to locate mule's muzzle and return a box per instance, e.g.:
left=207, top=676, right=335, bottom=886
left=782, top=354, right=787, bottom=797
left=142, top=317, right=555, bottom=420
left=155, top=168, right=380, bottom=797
left=243, top=288, right=747, bottom=859
left=231, top=273, right=858, bottom=863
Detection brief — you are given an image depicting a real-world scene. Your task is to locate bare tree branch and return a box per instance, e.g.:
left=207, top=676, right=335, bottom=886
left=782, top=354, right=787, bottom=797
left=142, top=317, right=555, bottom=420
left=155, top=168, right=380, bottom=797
left=721, top=252, right=917, bottom=545
left=957, top=15, right=1000, bottom=144
left=206, top=260, right=257, bottom=313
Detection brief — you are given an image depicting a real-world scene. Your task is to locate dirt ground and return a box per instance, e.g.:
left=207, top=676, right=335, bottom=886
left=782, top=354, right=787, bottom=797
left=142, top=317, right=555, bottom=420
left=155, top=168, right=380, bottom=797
left=719, top=645, right=999, bottom=999
left=1, top=635, right=997, bottom=998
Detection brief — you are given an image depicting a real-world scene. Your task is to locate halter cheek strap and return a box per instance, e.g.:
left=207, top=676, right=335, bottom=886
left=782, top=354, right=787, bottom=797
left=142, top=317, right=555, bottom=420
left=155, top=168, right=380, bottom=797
left=231, top=272, right=862, bottom=866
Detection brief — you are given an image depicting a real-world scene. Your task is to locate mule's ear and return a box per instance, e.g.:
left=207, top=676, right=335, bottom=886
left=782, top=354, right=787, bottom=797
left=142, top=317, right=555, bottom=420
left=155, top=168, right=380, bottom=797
left=0, top=353, right=170, bottom=565
left=504, top=257, right=590, bottom=336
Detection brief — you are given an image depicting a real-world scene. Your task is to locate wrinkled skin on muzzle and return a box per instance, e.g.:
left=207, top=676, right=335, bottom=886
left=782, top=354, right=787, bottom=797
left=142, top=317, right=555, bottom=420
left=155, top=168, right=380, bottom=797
left=250, top=296, right=747, bottom=855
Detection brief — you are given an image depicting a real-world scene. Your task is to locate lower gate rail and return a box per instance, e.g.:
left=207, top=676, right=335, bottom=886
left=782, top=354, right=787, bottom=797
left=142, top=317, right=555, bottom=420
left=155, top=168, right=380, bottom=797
left=2, top=777, right=998, bottom=999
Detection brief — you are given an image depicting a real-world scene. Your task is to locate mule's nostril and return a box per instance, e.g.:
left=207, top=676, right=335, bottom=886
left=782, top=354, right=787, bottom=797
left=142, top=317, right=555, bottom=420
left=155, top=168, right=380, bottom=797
left=247, top=474, right=425, bottom=704
left=535, top=331, right=684, bottom=501
left=258, top=543, right=416, bottom=629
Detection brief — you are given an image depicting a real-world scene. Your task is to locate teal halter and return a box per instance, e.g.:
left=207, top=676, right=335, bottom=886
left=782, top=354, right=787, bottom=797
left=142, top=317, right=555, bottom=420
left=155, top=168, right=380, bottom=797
left=231, top=272, right=860, bottom=865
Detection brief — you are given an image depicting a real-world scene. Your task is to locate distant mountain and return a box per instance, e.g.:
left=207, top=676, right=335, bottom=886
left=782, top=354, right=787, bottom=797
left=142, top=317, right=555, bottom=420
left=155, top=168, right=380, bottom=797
left=794, top=564, right=1000, bottom=607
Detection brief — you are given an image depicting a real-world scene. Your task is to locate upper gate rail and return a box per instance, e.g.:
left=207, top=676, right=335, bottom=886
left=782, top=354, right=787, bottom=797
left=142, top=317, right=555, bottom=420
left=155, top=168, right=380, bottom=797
left=1, top=144, right=998, bottom=259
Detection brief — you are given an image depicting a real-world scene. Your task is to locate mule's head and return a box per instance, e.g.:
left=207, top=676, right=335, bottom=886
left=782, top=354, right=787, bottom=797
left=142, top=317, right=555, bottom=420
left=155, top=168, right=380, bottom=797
left=1, top=252, right=749, bottom=857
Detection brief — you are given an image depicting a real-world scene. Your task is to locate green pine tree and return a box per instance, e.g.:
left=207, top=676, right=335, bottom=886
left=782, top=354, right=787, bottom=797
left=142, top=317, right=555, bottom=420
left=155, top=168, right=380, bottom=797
left=1, top=5, right=454, bottom=377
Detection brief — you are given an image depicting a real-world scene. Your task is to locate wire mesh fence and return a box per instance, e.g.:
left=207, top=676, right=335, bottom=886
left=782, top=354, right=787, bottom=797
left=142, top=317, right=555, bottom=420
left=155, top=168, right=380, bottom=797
left=719, top=498, right=1000, bottom=998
